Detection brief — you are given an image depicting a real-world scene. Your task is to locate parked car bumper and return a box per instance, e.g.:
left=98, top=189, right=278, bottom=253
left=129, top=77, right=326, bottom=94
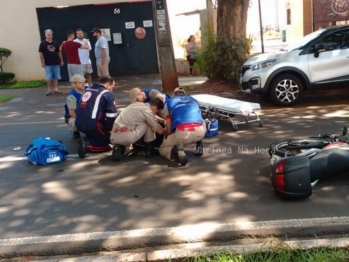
left=240, top=77, right=266, bottom=95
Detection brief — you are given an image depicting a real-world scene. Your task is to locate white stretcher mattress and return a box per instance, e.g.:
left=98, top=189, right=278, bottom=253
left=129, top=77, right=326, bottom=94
left=191, top=94, right=261, bottom=115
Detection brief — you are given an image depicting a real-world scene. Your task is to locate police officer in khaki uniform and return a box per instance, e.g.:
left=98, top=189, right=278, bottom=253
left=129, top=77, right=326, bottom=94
left=159, top=87, right=206, bottom=166
left=110, top=88, right=166, bottom=161
left=64, top=74, right=87, bottom=139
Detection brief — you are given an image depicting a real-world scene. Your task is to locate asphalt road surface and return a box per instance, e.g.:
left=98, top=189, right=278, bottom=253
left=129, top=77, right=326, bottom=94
left=1, top=83, right=349, bottom=257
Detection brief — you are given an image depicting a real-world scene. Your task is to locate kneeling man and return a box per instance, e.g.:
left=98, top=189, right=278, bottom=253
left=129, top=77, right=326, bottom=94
left=110, top=87, right=166, bottom=161
left=159, top=87, right=206, bottom=166
left=75, top=76, right=118, bottom=158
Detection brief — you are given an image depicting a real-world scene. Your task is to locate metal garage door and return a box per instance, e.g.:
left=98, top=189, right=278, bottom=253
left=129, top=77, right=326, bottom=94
left=36, top=2, right=159, bottom=80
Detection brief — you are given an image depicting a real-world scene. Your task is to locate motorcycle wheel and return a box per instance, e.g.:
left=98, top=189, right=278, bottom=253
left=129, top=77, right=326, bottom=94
left=270, top=139, right=326, bottom=158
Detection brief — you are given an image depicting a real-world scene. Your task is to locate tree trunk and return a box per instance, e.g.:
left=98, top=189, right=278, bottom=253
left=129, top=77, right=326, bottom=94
left=217, top=0, right=250, bottom=39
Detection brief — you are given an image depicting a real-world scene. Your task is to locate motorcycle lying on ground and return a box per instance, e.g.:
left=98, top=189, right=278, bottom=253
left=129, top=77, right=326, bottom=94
left=269, top=126, right=349, bottom=200
left=269, top=126, right=348, bottom=165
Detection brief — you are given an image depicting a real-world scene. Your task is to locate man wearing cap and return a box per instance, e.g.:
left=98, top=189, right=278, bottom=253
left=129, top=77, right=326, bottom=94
left=60, top=30, right=90, bottom=82
left=75, top=76, right=118, bottom=158
left=91, top=28, right=110, bottom=78
left=110, top=88, right=166, bottom=161
left=131, top=88, right=168, bottom=124
left=38, top=29, right=64, bottom=96
left=130, top=87, right=170, bottom=148
left=64, top=74, right=87, bottom=139
left=159, top=87, right=206, bottom=166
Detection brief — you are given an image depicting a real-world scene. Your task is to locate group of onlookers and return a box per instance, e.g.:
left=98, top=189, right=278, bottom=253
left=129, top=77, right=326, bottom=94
left=38, top=27, right=109, bottom=95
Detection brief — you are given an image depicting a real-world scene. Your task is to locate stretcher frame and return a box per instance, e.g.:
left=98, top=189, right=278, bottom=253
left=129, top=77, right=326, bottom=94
left=191, top=92, right=263, bottom=131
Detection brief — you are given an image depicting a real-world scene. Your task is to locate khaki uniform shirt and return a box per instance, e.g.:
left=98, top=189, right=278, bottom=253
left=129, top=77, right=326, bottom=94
left=113, top=102, right=160, bottom=132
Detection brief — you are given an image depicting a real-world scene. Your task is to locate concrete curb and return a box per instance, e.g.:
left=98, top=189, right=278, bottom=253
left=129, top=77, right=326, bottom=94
left=34, top=237, right=349, bottom=262
left=2, top=216, right=349, bottom=258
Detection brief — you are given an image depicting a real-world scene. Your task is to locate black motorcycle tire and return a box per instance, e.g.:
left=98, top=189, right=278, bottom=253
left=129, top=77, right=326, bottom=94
left=270, top=139, right=326, bottom=158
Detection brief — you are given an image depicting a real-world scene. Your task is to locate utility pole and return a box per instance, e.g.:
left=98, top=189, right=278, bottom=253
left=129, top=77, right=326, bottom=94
left=152, top=0, right=179, bottom=93
left=258, top=0, right=265, bottom=53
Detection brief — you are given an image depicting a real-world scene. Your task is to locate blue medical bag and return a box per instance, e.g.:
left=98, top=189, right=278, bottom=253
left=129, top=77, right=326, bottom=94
left=205, top=118, right=219, bottom=137
left=24, top=137, right=68, bottom=165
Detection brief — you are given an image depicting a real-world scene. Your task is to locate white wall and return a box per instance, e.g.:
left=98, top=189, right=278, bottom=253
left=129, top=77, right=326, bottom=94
left=0, top=0, right=138, bottom=81
left=167, top=0, right=207, bottom=58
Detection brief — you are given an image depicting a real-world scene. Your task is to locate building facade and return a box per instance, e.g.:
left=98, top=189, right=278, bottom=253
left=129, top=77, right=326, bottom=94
left=0, top=0, right=160, bottom=81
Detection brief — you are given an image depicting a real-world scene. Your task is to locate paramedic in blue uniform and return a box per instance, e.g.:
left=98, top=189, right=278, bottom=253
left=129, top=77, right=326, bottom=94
left=75, top=76, right=118, bottom=158
left=64, top=74, right=87, bottom=139
left=159, top=87, right=206, bottom=166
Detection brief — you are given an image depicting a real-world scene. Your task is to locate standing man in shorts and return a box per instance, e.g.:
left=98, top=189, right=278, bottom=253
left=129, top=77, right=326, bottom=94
left=91, top=28, right=110, bottom=78
left=39, top=29, right=64, bottom=96
left=60, top=30, right=90, bottom=82
left=74, top=29, right=93, bottom=86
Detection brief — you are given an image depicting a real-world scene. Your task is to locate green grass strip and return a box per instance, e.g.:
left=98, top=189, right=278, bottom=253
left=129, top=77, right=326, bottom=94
left=0, top=95, right=15, bottom=102
left=0, top=80, right=46, bottom=89
left=179, top=247, right=349, bottom=262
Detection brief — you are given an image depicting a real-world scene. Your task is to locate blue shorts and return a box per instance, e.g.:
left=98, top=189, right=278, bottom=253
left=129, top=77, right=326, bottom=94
left=45, top=65, right=61, bottom=81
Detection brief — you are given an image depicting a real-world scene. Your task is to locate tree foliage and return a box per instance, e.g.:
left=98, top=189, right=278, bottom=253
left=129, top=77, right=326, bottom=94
left=0, top=47, right=14, bottom=84
left=0, top=48, right=12, bottom=73
left=195, top=0, right=252, bottom=84
left=195, top=23, right=252, bottom=84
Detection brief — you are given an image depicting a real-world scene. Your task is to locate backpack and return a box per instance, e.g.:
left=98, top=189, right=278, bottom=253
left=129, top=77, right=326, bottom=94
left=24, top=137, right=69, bottom=165
left=205, top=118, right=219, bottom=137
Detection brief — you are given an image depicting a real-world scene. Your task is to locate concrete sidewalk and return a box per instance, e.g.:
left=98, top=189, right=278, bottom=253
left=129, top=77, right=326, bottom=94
left=3, top=217, right=349, bottom=261
left=0, top=74, right=208, bottom=104
left=21, top=236, right=349, bottom=261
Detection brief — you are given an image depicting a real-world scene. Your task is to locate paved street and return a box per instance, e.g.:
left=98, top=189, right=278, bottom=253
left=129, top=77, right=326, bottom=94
left=1, top=75, right=349, bottom=258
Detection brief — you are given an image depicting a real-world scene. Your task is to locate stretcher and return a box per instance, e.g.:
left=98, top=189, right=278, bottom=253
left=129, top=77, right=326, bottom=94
left=191, top=93, right=263, bottom=131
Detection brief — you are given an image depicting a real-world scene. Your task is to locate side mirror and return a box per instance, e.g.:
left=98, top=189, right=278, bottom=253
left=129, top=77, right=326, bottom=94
left=343, top=126, right=348, bottom=136
left=314, top=43, right=324, bottom=58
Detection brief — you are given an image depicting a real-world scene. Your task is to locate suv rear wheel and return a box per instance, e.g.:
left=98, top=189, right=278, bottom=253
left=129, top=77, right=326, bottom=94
left=269, top=74, right=303, bottom=106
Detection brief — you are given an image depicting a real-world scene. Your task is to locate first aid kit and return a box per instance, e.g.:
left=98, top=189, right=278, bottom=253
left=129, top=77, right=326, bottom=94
left=24, top=137, right=68, bottom=165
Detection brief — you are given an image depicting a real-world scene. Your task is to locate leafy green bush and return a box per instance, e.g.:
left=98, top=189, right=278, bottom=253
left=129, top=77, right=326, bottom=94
left=195, top=23, right=253, bottom=84
left=0, top=47, right=14, bottom=84
left=0, top=72, right=15, bottom=84
left=0, top=47, right=12, bottom=72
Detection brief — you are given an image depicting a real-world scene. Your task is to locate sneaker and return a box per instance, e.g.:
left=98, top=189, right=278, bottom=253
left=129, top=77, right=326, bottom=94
left=73, top=131, right=80, bottom=139
left=176, top=142, right=188, bottom=166
left=78, top=137, right=87, bottom=159
left=53, top=89, right=63, bottom=94
left=194, top=140, right=204, bottom=156
left=45, top=90, right=53, bottom=96
left=111, top=145, right=124, bottom=161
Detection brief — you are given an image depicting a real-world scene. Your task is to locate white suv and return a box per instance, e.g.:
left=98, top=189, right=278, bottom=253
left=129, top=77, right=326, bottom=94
left=240, top=25, right=349, bottom=106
